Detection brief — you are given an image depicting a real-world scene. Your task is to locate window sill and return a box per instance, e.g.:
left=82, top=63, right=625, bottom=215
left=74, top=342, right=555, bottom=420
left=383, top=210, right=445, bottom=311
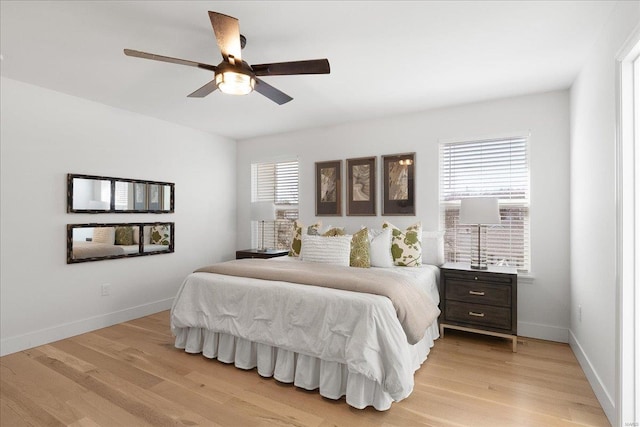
left=517, top=273, right=534, bottom=284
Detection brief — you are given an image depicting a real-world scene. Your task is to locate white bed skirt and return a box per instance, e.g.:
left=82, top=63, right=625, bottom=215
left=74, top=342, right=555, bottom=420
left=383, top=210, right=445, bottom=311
left=174, top=322, right=439, bottom=410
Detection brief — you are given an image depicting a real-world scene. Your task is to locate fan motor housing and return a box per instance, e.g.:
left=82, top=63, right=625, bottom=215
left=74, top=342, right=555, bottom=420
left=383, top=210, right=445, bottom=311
left=216, top=59, right=255, bottom=78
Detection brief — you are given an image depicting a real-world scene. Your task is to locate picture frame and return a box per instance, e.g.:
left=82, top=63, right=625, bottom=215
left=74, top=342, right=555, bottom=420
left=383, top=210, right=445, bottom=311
left=315, top=160, right=342, bottom=216
left=382, top=152, right=415, bottom=215
left=134, top=182, right=147, bottom=210
left=347, top=156, right=376, bottom=216
left=148, top=184, right=161, bottom=211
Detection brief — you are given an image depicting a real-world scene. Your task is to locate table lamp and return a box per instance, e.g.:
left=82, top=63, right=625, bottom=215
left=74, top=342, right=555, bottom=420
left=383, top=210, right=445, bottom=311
left=251, top=202, right=275, bottom=252
left=459, top=197, right=501, bottom=270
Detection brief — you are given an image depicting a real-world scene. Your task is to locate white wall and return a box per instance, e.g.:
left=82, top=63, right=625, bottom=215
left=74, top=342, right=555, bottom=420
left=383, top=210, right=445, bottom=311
left=0, top=77, right=237, bottom=356
left=569, top=1, right=640, bottom=423
left=237, top=90, right=570, bottom=343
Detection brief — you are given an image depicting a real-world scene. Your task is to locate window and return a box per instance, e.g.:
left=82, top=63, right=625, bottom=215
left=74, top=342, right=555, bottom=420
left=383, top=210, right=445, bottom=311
left=114, top=181, right=129, bottom=210
left=440, top=136, right=530, bottom=273
left=100, top=180, right=111, bottom=205
left=251, top=160, right=299, bottom=249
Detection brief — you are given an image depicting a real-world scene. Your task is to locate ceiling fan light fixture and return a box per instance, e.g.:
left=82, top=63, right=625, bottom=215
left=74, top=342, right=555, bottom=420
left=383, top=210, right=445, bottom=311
left=215, top=70, right=255, bottom=95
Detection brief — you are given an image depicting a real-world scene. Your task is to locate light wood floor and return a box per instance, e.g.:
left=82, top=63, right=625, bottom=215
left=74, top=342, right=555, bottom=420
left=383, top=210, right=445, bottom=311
left=0, top=311, right=609, bottom=426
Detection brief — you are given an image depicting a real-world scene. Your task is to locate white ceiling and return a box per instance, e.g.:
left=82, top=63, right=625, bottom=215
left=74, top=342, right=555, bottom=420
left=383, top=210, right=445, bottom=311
left=0, top=1, right=616, bottom=140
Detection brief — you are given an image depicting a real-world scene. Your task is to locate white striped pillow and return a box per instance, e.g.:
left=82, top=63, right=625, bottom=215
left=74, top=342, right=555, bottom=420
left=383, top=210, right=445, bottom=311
left=300, top=234, right=351, bottom=266
left=93, top=227, right=115, bottom=245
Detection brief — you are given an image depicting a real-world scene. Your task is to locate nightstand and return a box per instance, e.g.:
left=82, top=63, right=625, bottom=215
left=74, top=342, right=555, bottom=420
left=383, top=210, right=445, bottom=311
left=439, top=262, right=518, bottom=352
left=235, top=249, right=290, bottom=259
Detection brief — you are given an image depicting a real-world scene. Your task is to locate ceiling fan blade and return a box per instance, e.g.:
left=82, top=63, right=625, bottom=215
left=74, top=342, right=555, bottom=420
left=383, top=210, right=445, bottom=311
left=252, top=59, right=330, bottom=76
left=187, top=80, right=218, bottom=98
left=254, top=78, right=293, bottom=105
left=124, top=49, right=217, bottom=72
left=208, top=11, right=242, bottom=63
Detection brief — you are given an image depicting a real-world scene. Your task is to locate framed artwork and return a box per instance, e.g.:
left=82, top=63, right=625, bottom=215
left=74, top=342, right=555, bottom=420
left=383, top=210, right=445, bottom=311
left=134, top=183, right=147, bottom=210
left=382, top=153, right=415, bottom=215
left=315, top=160, right=342, bottom=216
left=148, top=184, right=161, bottom=211
left=346, top=156, right=376, bottom=216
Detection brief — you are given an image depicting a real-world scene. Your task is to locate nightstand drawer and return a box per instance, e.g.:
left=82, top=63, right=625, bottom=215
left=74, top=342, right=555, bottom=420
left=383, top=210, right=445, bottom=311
left=445, top=280, right=511, bottom=307
left=443, top=269, right=515, bottom=285
left=445, top=300, right=512, bottom=331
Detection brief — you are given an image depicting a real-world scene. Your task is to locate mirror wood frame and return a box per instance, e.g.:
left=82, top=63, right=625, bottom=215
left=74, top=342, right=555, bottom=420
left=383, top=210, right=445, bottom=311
left=67, top=173, right=175, bottom=213
left=67, top=222, right=175, bottom=264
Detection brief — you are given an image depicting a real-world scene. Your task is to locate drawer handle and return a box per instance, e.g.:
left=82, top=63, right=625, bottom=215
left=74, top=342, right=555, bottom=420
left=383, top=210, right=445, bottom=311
left=474, top=276, right=478, bottom=280
left=468, top=311, right=485, bottom=317
left=469, top=290, right=485, bottom=296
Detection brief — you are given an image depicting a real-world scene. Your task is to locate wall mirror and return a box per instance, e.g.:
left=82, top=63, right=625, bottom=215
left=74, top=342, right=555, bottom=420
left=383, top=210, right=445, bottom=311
left=67, top=222, right=174, bottom=264
left=68, top=174, right=174, bottom=213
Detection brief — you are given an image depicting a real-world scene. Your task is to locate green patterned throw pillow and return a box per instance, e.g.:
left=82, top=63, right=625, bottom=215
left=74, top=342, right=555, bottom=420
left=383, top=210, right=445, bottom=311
left=323, top=227, right=346, bottom=237
left=114, top=226, right=134, bottom=245
left=382, top=221, right=422, bottom=267
left=150, top=225, right=170, bottom=245
left=350, top=227, right=370, bottom=268
left=288, top=220, right=322, bottom=256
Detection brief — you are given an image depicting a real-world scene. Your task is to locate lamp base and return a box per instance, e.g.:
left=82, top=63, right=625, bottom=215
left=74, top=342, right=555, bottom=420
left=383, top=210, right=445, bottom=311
left=257, top=248, right=269, bottom=252
left=470, top=224, right=489, bottom=271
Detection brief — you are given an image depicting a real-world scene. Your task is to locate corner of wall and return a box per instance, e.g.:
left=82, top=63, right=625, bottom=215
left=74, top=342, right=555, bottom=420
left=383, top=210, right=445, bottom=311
left=518, top=321, right=568, bottom=343
left=568, top=330, right=615, bottom=422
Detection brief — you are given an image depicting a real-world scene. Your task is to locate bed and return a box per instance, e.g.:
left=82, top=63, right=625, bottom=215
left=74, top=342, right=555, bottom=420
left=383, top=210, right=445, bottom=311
left=170, top=252, right=441, bottom=410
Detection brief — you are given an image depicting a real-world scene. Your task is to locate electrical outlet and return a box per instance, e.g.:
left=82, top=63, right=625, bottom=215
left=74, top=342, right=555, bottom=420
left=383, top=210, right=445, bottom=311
left=578, top=305, right=582, bottom=322
left=101, top=283, right=111, bottom=296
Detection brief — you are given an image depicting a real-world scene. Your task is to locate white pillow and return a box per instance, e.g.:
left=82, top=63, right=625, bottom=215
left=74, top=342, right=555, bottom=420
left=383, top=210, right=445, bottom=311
left=93, top=227, right=115, bottom=245
left=383, top=221, right=423, bottom=267
left=301, top=234, right=351, bottom=266
left=368, top=228, right=394, bottom=268
left=422, top=231, right=445, bottom=266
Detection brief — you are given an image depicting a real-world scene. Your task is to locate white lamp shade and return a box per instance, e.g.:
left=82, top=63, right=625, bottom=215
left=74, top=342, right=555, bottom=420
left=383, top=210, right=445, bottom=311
left=251, top=201, right=275, bottom=221
left=459, top=197, right=501, bottom=225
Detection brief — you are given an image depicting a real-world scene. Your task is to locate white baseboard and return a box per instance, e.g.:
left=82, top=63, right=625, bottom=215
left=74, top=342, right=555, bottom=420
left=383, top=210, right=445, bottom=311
left=568, top=330, right=615, bottom=425
left=0, top=298, right=174, bottom=357
left=518, top=321, right=569, bottom=343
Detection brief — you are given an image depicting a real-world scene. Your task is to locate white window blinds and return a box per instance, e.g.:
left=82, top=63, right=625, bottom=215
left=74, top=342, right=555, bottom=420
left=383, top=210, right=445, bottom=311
left=251, top=160, right=299, bottom=249
left=114, top=181, right=129, bottom=209
left=440, top=137, right=530, bottom=272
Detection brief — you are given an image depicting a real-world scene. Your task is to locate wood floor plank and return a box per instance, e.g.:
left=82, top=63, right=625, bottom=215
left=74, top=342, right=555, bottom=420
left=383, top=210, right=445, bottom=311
left=50, top=340, right=163, bottom=390
left=67, top=416, right=102, bottom=427
left=0, top=380, right=67, bottom=427
left=36, top=345, right=100, bottom=374
left=64, top=391, right=155, bottom=427
left=426, top=340, right=600, bottom=406
left=0, top=396, right=33, bottom=427
left=32, top=349, right=211, bottom=426
left=183, top=370, right=325, bottom=426
left=1, top=311, right=610, bottom=427
left=1, top=350, right=88, bottom=400
left=150, top=379, right=278, bottom=426
left=71, top=329, right=193, bottom=380
left=0, top=350, right=91, bottom=425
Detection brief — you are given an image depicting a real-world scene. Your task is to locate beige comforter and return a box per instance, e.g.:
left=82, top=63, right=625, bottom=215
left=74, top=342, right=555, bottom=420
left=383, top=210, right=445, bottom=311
left=195, top=259, right=440, bottom=344
left=72, top=241, right=125, bottom=259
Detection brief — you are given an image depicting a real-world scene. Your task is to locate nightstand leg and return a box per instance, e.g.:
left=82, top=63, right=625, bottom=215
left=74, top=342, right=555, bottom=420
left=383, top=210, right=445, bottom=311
left=512, top=336, right=517, bottom=352
left=439, top=323, right=444, bottom=338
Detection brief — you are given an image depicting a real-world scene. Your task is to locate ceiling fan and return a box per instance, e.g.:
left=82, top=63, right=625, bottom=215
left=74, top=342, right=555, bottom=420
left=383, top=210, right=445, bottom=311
left=124, top=11, right=330, bottom=105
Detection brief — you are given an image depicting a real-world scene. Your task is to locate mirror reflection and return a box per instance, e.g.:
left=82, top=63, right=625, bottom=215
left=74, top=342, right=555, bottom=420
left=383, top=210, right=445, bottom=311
left=68, top=174, right=174, bottom=213
left=67, top=222, right=174, bottom=263
left=113, top=182, right=172, bottom=211
left=72, top=177, right=111, bottom=211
